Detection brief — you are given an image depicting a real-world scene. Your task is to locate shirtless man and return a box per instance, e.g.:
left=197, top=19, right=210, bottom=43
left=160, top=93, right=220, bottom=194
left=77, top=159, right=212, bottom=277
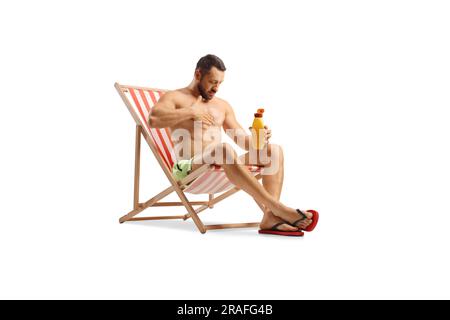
left=148, top=54, right=317, bottom=234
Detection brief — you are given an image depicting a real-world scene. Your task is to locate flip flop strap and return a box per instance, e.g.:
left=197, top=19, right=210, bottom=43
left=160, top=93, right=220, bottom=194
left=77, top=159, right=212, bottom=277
left=271, top=222, right=287, bottom=231
left=292, top=209, right=307, bottom=226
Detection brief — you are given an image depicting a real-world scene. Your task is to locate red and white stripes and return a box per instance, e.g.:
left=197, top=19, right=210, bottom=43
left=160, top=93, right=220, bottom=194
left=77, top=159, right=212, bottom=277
left=124, top=87, right=175, bottom=169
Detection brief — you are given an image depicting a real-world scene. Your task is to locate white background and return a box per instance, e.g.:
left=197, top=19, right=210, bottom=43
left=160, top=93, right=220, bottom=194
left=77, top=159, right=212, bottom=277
left=1, top=0, right=449, bottom=299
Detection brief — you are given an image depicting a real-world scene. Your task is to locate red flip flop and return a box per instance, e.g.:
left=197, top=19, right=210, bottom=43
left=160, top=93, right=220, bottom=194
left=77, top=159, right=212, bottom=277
left=258, top=222, right=304, bottom=237
left=292, top=209, right=319, bottom=232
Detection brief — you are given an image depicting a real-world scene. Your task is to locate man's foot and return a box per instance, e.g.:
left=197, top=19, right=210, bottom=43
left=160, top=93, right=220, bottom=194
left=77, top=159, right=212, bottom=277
left=259, top=214, right=298, bottom=232
left=271, top=206, right=313, bottom=229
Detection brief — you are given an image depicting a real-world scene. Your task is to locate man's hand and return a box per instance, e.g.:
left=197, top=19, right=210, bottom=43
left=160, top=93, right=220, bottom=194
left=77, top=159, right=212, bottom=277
left=191, top=96, right=215, bottom=128
left=264, top=125, right=272, bottom=143
left=248, top=125, right=272, bottom=143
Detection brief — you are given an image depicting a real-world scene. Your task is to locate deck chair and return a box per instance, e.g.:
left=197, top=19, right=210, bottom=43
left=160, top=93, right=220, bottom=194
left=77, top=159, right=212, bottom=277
left=115, top=82, right=264, bottom=234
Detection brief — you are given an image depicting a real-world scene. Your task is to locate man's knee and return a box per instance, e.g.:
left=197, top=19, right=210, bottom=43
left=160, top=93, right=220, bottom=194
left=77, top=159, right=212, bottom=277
left=268, top=144, right=284, bottom=161
left=262, top=144, right=283, bottom=174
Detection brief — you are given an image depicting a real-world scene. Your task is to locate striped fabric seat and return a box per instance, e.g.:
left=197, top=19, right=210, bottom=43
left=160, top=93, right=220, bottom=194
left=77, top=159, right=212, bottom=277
left=122, top=86, right=261, bottom=195
left=122, top=87, right=175, bottom=169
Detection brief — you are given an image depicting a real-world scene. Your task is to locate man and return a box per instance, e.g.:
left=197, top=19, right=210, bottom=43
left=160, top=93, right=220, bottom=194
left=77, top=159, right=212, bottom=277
left=148, top=54, right=318, bottom=236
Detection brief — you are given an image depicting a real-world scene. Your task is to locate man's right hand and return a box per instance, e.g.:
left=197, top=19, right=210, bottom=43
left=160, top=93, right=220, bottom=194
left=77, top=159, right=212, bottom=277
left=191, top=96, right=215, bottom=127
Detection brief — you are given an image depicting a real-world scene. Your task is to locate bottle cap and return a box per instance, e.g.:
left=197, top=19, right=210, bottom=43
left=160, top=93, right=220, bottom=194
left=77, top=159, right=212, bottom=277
left=257, top=108, right=265, bottom=114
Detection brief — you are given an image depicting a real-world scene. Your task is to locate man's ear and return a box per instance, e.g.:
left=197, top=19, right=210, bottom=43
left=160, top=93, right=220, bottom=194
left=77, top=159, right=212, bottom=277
left=194, top=69, right=202, bottom=81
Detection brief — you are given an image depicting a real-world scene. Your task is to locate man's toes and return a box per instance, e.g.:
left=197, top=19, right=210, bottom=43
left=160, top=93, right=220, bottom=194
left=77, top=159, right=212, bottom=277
left=298, top=220, right=312, bottom=229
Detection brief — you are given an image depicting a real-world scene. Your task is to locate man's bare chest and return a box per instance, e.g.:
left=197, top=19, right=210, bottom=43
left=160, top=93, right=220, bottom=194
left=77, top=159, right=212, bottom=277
left=176, top=103, right=226, bottom=129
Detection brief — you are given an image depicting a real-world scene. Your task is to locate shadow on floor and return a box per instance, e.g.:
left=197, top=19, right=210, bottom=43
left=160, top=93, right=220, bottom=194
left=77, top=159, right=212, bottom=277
left=122, top=219, right=306, bottom=240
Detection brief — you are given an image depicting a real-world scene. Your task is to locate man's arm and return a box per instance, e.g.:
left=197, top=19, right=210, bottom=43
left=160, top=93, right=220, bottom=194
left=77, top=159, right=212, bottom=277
left=148, top=92, right=193, bottom=128
left=149, top=93, right=215, bottom=128
left=222, top=101, right=252, bottom=151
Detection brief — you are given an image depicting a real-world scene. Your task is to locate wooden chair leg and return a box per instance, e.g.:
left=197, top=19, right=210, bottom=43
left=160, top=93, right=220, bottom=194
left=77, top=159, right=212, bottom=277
left=119, top=185, right=174, bottom=223
left=174, top=188, right=207, bottom=234
left=133, top=125, right=142, bottom=210
left=208, top=194, right=214, bottom=208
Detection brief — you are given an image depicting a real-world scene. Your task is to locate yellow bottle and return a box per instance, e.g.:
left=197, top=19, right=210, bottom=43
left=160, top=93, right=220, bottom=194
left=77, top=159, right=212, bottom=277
left=251, top=108, right=265, bottom=150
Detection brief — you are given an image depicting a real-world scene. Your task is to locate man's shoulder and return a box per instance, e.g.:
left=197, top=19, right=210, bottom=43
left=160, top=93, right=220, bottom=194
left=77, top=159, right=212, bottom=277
left=162, top=89, right=191, bottom=105
left=163, top=89, right=185, bottom=99
left=214, top=96, right=232, bottom=109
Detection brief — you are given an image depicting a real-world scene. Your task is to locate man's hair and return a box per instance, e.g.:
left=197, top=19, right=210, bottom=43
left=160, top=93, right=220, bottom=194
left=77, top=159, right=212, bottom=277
left=196, top=54, right=226, bottom=76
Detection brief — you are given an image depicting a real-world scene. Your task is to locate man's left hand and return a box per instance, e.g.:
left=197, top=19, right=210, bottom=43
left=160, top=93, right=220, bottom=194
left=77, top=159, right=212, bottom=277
left=264, top=125, right=272, bottom=143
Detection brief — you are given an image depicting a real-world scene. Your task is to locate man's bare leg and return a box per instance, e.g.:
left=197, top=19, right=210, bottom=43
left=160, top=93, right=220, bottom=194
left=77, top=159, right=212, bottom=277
left=192, top=143, right=314, bottom=228
left=240, top=144, right=311, bottom=230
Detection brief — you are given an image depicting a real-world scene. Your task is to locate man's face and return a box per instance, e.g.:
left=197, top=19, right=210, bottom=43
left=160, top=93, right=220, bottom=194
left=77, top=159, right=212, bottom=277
left=196, top=66, right=225, bottom=101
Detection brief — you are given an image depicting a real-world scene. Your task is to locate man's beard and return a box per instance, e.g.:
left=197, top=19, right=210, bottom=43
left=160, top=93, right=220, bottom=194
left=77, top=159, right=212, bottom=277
left=197, top=83, right=211, bottom=101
